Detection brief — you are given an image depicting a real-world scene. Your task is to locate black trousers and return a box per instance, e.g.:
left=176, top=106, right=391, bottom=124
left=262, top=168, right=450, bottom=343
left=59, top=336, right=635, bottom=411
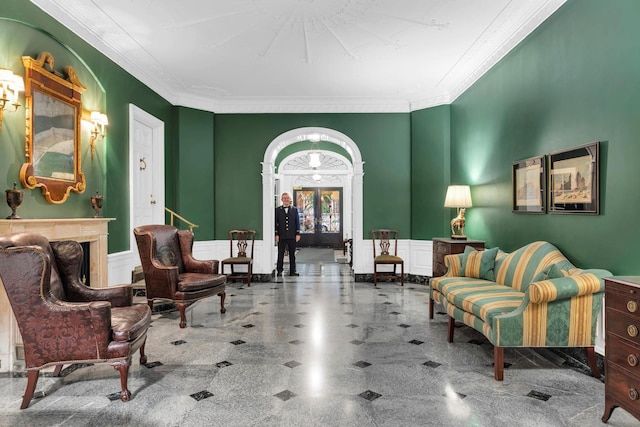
left=277, top=238, right=297, bottom=273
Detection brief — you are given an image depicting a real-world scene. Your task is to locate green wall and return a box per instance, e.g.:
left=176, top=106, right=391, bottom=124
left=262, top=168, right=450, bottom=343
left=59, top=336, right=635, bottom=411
left=410, top=105, right=451, bottom=239
left=450, top=0, right=640, bottom=274
left=213, top=113, right=412, bottom=240
left=174, top=107, right=215, bottom=239
left=1, top=0, right=175, bottom=253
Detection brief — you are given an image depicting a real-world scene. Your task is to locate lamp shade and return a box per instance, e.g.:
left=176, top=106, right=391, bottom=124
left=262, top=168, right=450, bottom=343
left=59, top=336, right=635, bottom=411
left=444, top=185, right=472, bottom=208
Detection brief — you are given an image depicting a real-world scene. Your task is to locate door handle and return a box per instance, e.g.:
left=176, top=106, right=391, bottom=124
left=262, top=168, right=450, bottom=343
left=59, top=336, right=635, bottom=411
left=139, top=157, right=147, bottom=170
left=150, top=194, right=156, bottom=205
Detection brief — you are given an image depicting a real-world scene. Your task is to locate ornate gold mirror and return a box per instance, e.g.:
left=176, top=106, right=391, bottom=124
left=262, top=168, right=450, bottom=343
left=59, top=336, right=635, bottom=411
left=20, top=52, right=86, bottom=204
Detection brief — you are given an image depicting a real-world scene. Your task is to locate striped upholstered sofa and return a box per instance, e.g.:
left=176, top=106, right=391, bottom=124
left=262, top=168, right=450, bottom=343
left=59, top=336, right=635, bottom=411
left=429, top=241, right=611, bottom=380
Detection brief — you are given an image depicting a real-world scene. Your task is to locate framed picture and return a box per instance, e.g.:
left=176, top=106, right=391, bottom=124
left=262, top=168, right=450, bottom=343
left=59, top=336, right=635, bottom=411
left=512, top=155, right=546, bottom=213
left=548, top=141, right=599, bottom=214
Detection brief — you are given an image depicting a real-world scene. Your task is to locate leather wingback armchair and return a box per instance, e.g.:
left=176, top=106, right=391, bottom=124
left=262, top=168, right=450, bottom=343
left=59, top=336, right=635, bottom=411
left=134, top=224, right=227, bottom=328
left=0, top=233, right=151, bottom=409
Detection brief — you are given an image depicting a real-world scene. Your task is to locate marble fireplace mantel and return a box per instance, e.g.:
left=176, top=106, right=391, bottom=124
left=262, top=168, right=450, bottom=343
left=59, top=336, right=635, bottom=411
left=0, top=218, right=114, bottom=372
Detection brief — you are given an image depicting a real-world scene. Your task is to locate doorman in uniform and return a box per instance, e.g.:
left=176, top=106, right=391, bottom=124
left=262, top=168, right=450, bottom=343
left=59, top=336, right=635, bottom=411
left=275, top=192, right=300, bottom=276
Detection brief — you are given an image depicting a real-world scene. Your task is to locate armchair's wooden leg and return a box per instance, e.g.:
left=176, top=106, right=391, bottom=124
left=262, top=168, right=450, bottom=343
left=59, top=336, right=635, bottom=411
left=20, top=370, right=40, bottom=409
left=219, top=291, right=226, bottom=313
left=494, top=346, right=504, bottom=381
left=139, top=337, right=148, bottom=365
left=247, top=266, right=252, bottom=287
left=447, top=317, right=455, bottom=343
left=401, top=263, right=404, bottom=286
left=177, top=303, right=188, bottom=328
left=585, top=347, right=601, bottom=378
left=147, top=299, right=154, bottom=313
left=429, top=297, right=434, bottom=320
left=111, top=358, right=132, bottom=402
left=52, top=364, right=63, bottom=377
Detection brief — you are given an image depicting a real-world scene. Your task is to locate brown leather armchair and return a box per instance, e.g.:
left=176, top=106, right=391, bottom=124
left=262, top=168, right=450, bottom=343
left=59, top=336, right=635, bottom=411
left=0, top=233, right=151, bottom=409
left=134, top=224, right=226, bottom=328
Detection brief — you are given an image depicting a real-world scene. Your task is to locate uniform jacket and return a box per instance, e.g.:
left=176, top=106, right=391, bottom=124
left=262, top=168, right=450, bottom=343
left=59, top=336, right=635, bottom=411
left=275, top=205, right=300, bottom=239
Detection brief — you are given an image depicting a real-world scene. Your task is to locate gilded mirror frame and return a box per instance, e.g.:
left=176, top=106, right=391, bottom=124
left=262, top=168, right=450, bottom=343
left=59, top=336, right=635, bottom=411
left=20, top=52, right=86, bottom=204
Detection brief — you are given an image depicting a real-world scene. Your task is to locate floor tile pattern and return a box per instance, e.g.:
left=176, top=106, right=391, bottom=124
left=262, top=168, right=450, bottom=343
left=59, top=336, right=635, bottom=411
left=0, top=262, right=638, bottom=426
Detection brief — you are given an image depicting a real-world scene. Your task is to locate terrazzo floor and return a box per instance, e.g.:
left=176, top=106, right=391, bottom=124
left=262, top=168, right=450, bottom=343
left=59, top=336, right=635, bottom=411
left=0, top=259, right=637, bottom=426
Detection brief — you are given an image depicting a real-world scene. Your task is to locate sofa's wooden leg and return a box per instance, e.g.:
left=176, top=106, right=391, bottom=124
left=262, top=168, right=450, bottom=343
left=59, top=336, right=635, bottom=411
left=111, top=358, right=132, bottom=402
left=447, top=317, right=455, bottom=343
left=429, top=297, right=434, bottom=320
left=585, top=347, right=601, bottom=378
left=494, top=346, right=504, bottom=381
left=219, top=291, right=226, bottom=313
left=20, top=370, right=40, bottom=409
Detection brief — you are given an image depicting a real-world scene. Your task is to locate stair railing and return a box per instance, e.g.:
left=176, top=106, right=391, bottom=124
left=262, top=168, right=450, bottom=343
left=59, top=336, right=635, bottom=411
left=164, top=207, right=199, bottom=233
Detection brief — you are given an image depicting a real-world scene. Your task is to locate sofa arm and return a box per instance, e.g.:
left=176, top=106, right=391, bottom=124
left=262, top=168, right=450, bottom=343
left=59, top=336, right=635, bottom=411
left=528, top=273, right=604, bottom=303
left=442, top=254, right=464, bottom=277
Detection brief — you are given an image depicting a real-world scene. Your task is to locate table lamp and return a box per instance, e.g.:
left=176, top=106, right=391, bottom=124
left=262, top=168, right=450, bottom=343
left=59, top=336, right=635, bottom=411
left=444, top=185, right=472, bottom=240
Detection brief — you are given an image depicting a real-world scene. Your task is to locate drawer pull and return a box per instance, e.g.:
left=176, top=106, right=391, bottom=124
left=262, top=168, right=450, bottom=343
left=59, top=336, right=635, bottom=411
left=628, top=325, right=639, bottom=338
left=628, top=354, right=639, bottom=367
left=629, top=389, right=639, bottom=401
left=628, top=300, right=638, bottom=313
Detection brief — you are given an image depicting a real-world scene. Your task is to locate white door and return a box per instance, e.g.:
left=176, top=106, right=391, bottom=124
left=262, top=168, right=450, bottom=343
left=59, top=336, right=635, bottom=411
left=129, top=104, right=164, bottom=266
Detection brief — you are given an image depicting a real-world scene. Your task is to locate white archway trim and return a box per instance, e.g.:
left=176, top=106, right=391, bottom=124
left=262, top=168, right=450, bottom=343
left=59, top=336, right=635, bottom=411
left=261, top=127, right=364, bottom=274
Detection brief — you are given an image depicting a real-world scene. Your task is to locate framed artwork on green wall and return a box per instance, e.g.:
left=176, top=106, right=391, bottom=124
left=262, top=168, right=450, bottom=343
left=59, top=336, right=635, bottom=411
left=548, top=142, right=599, bottom=214
left=512, top=155, right=546, bottom=213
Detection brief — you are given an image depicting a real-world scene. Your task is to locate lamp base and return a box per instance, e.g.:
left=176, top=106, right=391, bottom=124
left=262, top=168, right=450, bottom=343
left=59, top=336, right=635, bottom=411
left=450, top=234, right=467, bottom=240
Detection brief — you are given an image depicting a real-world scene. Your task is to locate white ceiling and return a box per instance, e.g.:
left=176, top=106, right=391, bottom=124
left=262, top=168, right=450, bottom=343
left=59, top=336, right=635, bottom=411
left=30, top=0, right=566, bottom=113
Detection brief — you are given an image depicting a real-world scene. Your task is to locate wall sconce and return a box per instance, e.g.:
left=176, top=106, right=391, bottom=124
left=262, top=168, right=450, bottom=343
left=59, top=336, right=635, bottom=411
left=89, top=111, right=108, bottom=159
left=0, top=69, right=24, bottom=132
left=444, top=185, right=472, bottom=240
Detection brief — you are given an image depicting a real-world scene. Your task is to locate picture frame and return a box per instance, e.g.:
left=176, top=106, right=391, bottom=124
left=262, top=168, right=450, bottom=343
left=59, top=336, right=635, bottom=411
left=512, top=155, right=546, bottom=213
left=548, top=141, right=599, bottom=214
left=20, top=52, right=86, bottom=204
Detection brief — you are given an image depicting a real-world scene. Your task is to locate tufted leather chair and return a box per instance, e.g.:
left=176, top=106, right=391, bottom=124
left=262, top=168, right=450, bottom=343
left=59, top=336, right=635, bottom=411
left=134, top=224, right=226, bottom=328
left=0, top=233, right=151, bottom=409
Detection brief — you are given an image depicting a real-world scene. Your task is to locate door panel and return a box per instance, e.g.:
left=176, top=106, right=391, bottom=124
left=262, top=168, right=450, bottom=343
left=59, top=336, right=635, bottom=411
left=294, top=187, right=343, bottom=249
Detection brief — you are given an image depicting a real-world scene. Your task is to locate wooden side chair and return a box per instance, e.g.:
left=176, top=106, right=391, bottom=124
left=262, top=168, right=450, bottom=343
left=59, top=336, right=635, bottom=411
left=0, top=233, right=150, bottom=409
left=371, top=229, right=404, bottom=286
left=221, top=229, right=256, bottom=287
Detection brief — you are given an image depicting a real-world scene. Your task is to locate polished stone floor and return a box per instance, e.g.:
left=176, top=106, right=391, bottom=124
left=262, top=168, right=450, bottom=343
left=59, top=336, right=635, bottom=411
left=0, top=258, right=637, bottom=426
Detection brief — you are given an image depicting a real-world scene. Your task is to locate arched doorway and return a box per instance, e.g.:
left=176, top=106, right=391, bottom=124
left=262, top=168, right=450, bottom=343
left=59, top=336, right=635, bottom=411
left=261, top=127, right=364, bottom=274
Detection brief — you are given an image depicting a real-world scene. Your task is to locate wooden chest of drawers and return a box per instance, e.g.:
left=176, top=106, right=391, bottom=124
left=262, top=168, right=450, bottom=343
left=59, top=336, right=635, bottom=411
left=603, top=276, right=640, bottom=422
left=432, top=238, right=485, bottom=278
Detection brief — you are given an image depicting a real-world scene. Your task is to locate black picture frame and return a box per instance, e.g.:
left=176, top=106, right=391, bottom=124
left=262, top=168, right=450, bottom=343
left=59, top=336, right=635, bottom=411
left=548, top=142, right=599, bottom=214
left=512, top=155, right=546, bottom=213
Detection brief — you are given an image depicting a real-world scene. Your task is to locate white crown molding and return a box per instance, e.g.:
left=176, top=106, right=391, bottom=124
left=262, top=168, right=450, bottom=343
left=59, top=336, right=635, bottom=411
left=447, top=0, right=567, bottom=102
left=29, top=0, right=567, bottom=114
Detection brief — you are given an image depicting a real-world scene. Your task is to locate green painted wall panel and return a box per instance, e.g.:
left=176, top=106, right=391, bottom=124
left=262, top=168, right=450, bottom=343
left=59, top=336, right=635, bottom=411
left=213, top=113, right=411, bottom=240
left=450, top=0, right=640, bottom=274
left=175, top=107, right=215, bottom=240
left=410, top=105, right=451, bottom=240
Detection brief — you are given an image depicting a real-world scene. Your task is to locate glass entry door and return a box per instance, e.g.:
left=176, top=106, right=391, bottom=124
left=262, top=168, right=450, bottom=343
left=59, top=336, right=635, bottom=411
left=294, top=187, right=343, bottom=249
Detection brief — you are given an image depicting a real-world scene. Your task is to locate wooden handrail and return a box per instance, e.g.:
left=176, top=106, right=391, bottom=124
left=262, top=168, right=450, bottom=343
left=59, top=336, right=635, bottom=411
left=164, top=207, right=199, bottom=233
